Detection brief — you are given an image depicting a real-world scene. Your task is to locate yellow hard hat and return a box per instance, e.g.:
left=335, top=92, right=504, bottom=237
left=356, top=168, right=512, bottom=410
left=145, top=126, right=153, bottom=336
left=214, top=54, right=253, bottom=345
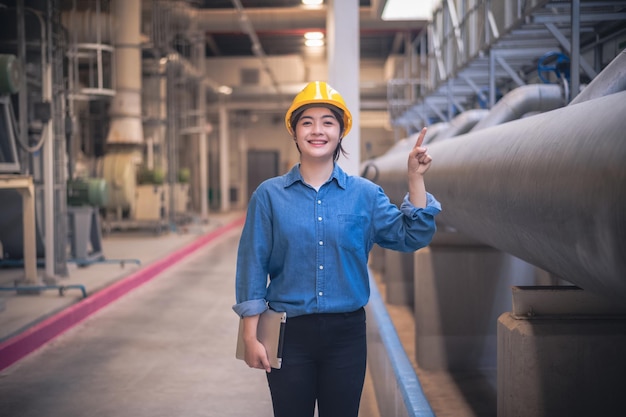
left=285, top=81, right=353, bottom=138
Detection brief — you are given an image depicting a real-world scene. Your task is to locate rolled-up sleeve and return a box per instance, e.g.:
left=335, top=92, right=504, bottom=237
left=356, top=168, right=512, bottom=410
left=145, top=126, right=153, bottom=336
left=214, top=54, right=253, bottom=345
left=400, top=192, right=442, bottom=219
left=373, top=189, right=441, bottom=252
left=232, top=299, right=268, bottom=318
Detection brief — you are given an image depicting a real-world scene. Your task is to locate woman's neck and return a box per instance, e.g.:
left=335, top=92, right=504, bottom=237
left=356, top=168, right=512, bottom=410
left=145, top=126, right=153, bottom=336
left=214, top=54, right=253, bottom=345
left=299, top=159, right=334, bottom=189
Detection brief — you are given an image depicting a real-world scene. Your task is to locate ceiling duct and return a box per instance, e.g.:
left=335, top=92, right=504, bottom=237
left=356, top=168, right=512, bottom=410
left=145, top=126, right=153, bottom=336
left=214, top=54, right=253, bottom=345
left=168, top=4, right=418, bottom=33
left=229, top=0, right=281, bottom=96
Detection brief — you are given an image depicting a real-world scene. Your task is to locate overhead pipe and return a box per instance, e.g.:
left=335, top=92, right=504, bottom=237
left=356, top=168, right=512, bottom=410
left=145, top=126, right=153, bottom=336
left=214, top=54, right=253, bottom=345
left=569, top=48, right=626, bottom=106
left=162, top=51, right=227, bottom=94
left=167, top=3, right=419, bottom=33
left=421, top=121, right=451, bottom=145
left=364, top=84, right=568, bottom=206
left=230, top=0, right=282, bottom=97
left=61, top=10, right=113, bottom=44
left=360, top=122, right=450, bottom=185
left=424, top=91, right=626, bottom=303
left=470, top=84, right=565, bottom=131
left=429, top=109, right=488, bottom=142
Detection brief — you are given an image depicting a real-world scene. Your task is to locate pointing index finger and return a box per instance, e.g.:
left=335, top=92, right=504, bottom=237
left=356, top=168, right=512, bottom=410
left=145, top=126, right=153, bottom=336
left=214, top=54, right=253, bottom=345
left=415, top=127, right=427, bottom=148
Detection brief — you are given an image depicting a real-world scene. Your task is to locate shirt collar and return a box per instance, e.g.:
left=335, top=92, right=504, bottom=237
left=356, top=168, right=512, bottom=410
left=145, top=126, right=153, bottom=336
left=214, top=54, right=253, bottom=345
left=283, top=163, right=348, bottom=190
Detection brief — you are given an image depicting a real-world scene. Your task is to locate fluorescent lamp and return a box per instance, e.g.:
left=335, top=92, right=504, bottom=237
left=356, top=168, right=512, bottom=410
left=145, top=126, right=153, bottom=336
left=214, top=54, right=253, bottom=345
left=217, top=85, right=233, bottom=95
left=305, top=39, right=325, bottom=47
left=304, top=31, right=324, bottom=40
left=382, top=0, right=437, bottom=21
left=302, top=0, right=323, bottom=6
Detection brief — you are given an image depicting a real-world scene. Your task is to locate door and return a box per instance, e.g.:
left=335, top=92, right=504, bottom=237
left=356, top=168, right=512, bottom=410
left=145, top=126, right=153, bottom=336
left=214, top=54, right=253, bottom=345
left=247, top=150, right=279, bottom=202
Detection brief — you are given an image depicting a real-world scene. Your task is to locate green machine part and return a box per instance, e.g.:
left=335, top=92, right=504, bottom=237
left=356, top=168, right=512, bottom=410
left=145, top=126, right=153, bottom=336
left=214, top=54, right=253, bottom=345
left=0, top=54, right=21, bottom=95
left=67, top=177, right=108, bottom=207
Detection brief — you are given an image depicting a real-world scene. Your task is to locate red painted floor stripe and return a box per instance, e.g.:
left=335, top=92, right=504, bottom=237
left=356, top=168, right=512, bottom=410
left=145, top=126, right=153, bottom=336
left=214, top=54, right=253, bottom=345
left=0, top=216, right=245, bottom=371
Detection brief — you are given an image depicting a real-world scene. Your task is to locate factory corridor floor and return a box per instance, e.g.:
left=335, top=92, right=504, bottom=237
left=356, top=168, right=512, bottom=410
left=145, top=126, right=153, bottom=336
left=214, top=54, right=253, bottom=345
left=0, top=213, right=379, bottom=417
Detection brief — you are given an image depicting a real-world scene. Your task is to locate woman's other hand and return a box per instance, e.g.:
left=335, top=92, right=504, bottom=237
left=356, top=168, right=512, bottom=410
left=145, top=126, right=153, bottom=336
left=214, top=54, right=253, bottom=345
left=408, top=127, right=432, bottom=176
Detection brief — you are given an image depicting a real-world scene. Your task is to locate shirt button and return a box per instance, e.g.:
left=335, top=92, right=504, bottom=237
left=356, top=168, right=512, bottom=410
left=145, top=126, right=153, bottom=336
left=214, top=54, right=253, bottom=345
left=319, top=241, right=323, bottom=246
left=319, top=265, right=324, bottom=270
left=317, top=200, right=322, bottom=204
left=318, top=216, right=322, bottom=221
left=318, top=291, right=323, bottom=296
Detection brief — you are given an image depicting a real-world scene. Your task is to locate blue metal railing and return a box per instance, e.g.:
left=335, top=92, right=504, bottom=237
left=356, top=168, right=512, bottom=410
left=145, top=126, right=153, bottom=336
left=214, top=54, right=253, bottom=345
left=366, top=270, right=435, bottom=417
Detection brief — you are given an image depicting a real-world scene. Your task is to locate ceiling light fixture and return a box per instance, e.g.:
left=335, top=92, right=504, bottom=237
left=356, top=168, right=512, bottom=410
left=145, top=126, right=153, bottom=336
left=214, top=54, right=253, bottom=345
left=217, top=85, right=233, bottom=95
left=304, top=31, right=324, bottom=48
left=382, top=0, right=437, bottom=21
left=302, top=0, right=323, bottom=6
left=304, top=31, right=324, bottom=41
left=305, top=39, right=325, bottom=47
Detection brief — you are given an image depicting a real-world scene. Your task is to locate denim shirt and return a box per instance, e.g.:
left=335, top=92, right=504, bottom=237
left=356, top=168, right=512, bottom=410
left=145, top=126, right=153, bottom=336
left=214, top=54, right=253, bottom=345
left=233, top=163, right=441, bottom=318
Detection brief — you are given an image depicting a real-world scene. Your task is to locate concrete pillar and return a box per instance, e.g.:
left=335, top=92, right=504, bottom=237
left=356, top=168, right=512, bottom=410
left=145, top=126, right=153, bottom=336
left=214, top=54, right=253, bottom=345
left=219, top=100, right=229, bottom=212
left=413, top=234, right=540, bottom=371
left=194, top=37, right=209, bottom=219
left=498, top=286, right=626, bottom=417
left=327, top=0, right=360, bottom=174
left=42, top=61, right=55, bottom=280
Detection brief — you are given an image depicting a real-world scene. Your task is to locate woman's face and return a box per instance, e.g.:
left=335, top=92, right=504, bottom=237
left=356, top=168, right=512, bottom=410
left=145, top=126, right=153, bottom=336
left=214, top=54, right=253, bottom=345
left=294, top=107, right=341, bottom=162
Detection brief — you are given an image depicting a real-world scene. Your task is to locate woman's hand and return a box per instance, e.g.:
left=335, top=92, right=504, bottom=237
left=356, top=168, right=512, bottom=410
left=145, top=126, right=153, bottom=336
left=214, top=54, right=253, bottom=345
left=407, top=127, right=432, bottom=208
left=408, top=127, right=432, bottom=176
left=242, top=315, right=272, bottom=373
left=244, top=338, right=272, bottom=373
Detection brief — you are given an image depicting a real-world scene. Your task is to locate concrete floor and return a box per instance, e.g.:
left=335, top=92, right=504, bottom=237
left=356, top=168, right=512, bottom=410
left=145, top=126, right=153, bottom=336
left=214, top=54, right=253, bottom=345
left=0, top=213, right=378, bottom=417
left=0, top=209, right=494, bottom=417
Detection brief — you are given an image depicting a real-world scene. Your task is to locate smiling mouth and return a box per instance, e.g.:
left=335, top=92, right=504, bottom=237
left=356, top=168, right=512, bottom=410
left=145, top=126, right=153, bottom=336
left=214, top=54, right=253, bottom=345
left=307, top=139, right=328, bottom=145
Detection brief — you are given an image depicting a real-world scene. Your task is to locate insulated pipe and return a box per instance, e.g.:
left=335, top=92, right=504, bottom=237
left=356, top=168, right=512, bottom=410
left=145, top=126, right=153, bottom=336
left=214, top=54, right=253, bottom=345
left=421, top=122, right=451, bottom=145
left=167, top=4, right=418, bottom=32
left=61, top=11, right=112, bottom=44
left=164, top=51, right=224, bottom=94
left=360, top=123, right=449, bottom=184
left=470, top=84, right=565, bottom=132
left=102, top=0, right=143, bottom=211
left=106, top=0, right=143, bottom=145
left=430, top=109, right=488, bottom=142
left=424, top=91, right=626, bottom=303
left=569, top=48, right=626, bottom=106
left=364, top=84, right=567, bottom=206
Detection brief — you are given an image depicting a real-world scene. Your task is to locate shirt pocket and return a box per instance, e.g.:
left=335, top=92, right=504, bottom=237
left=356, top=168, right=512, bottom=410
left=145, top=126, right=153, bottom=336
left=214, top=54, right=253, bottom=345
left=338, top=214, right=367, bottom=252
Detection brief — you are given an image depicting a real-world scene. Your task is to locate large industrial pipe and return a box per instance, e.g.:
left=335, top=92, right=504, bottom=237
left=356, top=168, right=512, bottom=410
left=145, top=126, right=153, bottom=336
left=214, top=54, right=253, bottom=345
left=569, top=48, right=626, bottom=105
left=470, top=84, right=565, bottom=131
left=424, top=91, right=626, bottom=303
left=430, top=109, right=488, bottom=142
left=368, top=84, right=568, bottom=207
left=359, top=124, right=449, bottom=187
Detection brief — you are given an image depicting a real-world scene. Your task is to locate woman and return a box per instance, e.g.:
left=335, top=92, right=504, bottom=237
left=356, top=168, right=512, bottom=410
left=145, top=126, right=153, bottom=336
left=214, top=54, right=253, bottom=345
left=233, top=81, right=441, bottom=417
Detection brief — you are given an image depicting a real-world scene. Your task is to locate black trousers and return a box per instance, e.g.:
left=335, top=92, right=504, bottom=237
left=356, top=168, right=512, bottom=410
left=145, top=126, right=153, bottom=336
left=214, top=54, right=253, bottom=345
left=266, top=307, right=367, bottom=417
